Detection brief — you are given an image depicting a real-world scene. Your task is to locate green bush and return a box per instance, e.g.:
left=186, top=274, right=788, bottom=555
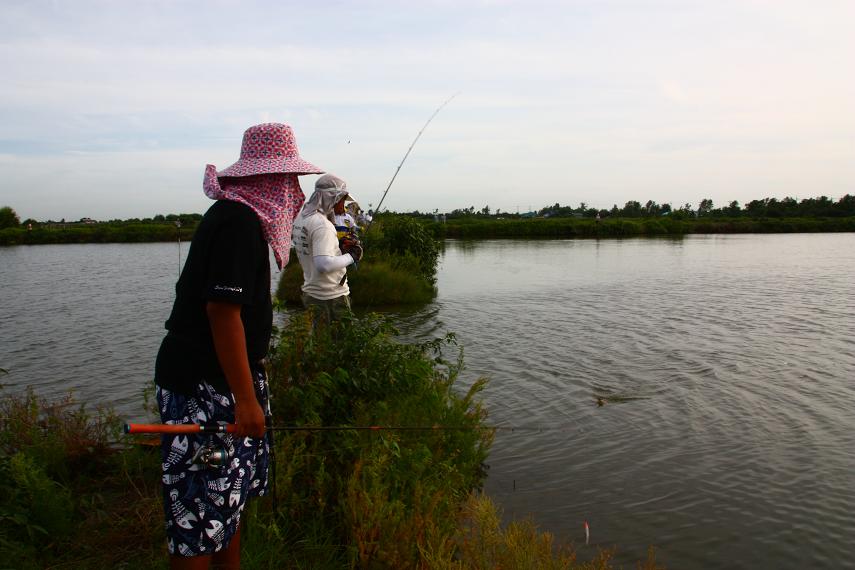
left=277, top=214, right=441, bottom=307
left=369, top=216, right=440, bottom=284
left=0, top=389, right=163, bottom=569
left=0, top=452, right=74, bottom=542
left=264, top=313, right=492, bottom=567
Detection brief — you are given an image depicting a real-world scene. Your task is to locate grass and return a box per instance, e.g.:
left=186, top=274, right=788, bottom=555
left=277, top=215, right=441, bottom=307
left=277, top=258, right=437, bottom=307
left=0, top=389, right=166, bottom=569
left=1, top=316, right=665, bottom=568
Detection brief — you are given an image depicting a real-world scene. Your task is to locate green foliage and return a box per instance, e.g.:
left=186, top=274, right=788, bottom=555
left=440, top=494, right=609, bottom=570
left=0, top=206, right=20, bottom=230
left=426, top=215, right=855, bottom=239
left=0, top=389, right=165, bottom=569
left=0, top=219, right=196, bottom=246
left=0, top=389, right=119, bottom=483
left=264, top=313, right=492, bottom=567
left=277, top=259, right=436, bottom=307
left=277, top=214, right=441, bottom=307
left=368, top=215, right=440, bottom=285
left=348, top=258, right=437, bottom=306
left=0, top=452, right=74, bottom=542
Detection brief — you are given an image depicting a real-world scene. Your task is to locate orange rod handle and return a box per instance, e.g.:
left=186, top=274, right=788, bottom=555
left=123, top=423, right=236, bottom=435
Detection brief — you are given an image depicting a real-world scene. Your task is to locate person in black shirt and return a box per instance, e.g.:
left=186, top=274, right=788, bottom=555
left=153, top=123, right=322, bottom=569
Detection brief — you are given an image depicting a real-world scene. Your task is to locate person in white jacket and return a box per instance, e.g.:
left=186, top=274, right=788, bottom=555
left=292, top=173, right=363, bottom=324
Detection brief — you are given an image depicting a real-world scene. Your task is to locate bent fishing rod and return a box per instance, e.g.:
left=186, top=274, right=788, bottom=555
left=339, top=92, right=458, bottom=287
left=369, top=92, right=459, bottom=221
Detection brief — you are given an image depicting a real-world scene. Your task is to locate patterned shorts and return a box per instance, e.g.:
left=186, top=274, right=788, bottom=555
left=157, top=370, right=270, bottom=557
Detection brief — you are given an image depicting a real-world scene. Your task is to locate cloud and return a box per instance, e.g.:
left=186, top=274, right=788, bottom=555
left=1, top=0, right=853, bottom=218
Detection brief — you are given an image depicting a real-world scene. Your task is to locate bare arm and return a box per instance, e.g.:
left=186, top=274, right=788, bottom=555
left=206, top=300, right=265, bottom=438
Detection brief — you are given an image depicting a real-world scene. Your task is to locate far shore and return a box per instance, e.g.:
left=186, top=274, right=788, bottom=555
left=2, top=215, right=854, bottom=246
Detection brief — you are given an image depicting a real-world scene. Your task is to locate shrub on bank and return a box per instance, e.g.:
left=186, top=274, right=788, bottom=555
left=277, top=214, right=440, bottom=307
left=264, top=313, right=491, bottom=567
left=0, top=389, right=164, bottom=569
left=277, top=258, right=436, bottom=307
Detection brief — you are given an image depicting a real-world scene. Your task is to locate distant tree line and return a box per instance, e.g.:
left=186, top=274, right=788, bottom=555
left=0, top=207, right=203, bottom=245
left=2, top=193, right=854, bottom=245
left=391, top=194, right=855, bottom=221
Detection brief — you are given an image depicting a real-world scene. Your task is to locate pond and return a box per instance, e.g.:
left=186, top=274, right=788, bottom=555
left=1, top=233, right=853, bottom=569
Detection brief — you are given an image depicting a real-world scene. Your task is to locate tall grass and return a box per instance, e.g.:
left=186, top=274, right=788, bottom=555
left=262, top=312, right=492, bottom=567
left=0, top=388, right=165, bottom=569
left=1, top=316, right=665, bottom=568
left=277, top=214, right=441, bottom=307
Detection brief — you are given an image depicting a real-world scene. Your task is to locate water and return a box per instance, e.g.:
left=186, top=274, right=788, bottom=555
left=2, top=234, right=854, bottom=569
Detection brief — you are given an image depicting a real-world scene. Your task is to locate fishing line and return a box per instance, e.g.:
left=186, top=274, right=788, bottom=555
left=371, top=92, right=459, bottom=219
left=123, top=422, right=577, bottom=435
left=175, top=219, right=182, bottom=278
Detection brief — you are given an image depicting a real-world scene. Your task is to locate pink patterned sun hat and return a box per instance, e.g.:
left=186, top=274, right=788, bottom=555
left=217, top=123, right=324, bottom=177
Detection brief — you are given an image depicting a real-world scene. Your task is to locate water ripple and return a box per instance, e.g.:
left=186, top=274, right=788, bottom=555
left=3, top=235, right=855, bottom=570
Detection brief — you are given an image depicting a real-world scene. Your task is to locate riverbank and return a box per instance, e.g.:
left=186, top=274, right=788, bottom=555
left=425, top=215, right=855, bottom=239
left=4, top=215, right=855, bottom=247
left=0, top=221, right=197, bottom=246
left=0, top=317, right=664, bottom=569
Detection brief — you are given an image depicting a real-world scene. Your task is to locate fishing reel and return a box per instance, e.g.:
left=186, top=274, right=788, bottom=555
left=339, top=230, right=363, bottom=263
left=191, top=441, right=228, bottom=469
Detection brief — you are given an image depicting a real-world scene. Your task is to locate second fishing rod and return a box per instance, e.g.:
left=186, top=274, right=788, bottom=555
left=337, top=93, right=458, bottom=287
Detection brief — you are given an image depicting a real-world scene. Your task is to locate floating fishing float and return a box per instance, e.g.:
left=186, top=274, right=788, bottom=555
left=584, top=520, right=590, bottom=545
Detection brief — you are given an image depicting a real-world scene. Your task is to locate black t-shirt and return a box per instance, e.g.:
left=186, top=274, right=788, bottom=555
left=155, top=200, right=272, bottom=395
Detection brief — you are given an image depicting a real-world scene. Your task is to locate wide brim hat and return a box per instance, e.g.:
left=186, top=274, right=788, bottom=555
left=217, top=122, right=324, bottom=177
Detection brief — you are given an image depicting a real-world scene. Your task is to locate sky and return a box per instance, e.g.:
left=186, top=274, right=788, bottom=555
left=1, top=0, right=853, bottom=221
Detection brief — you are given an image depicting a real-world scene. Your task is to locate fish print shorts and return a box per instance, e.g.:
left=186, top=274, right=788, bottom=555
left=157, top=370, right=270, bottom=557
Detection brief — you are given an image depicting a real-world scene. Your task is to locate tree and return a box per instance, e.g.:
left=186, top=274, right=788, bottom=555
left=698, top=198, right=714, bottom=217
left=837, top=194, right=855, bottom=216
left=0, top=206, right=20, bottom=229
left=620, top=200, right=642, bottom=217
left=725, top=200, right=741, bottom=216
left=643, top=200, right=661, bottom=216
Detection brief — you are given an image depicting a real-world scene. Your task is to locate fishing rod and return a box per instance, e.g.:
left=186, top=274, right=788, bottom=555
left=123, top=422, right=549, bottom=435
left=337, top=94, right=458, bottom=286
left=370, top=92, right=459, bottom=220
left=175, top=219, right=182, bottom=278
left=123, top=421, right=568, bottom=469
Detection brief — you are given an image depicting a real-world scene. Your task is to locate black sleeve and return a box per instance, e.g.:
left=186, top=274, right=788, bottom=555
left=203, top=215, right=260, bottom=305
